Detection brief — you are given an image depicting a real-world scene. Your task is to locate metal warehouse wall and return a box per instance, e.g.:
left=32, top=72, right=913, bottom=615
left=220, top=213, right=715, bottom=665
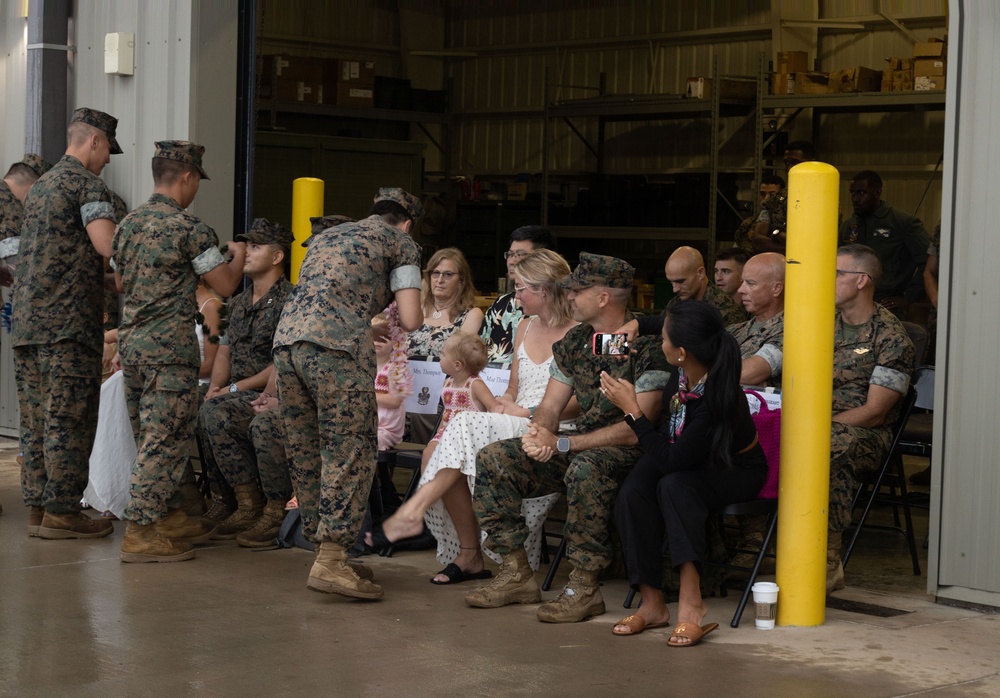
left=930, top=1, right=1000, bottom=606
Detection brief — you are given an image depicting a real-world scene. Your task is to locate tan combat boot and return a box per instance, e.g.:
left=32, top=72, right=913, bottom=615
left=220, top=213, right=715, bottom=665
left=465, top=548, right=541, bottom=608
left=236, top=500, right=287, bottom=548
left=203, top=492, right=237, bottom=524
left=27, top=505, right=44, bottom=537
left=120, top=521, right=196, bottom=563
left=37, top=511, right=114, bottom=540
left=156, top=508, right=218, bottom=544
left=212, top=483, right=265, bottom=540
left=307, top=541, right=383, bottom=599
left=536, top=567, right=606, bottom=623
left=178, top=483, right=206, bottom=516
left=827, top=530, right=845, bottom=594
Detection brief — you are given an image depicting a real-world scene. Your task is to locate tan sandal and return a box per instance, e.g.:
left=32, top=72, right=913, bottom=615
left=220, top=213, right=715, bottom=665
left=611, top=614, right=671, bottom=636
left=667, top=622, right=719, bottom=647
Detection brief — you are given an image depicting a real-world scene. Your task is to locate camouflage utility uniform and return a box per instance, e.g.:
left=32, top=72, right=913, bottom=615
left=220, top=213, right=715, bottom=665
left=114, top=192, right=225, bottom=525
left=756, top=188, right=788, bottom=238
left=474, top=320, right=670, bottom=572
left=0, top=179, right=23, bottom=244
left=273, top=214, right=421, bottom=546
left=728, top=311, right=785, bottom=389
left=12, top=155, right=115, bottom=512
left=252, top=407, right=292, bottom=504
left=828, top=303, right=914, bottom=532
left=198, top=275, right=291, bottom=491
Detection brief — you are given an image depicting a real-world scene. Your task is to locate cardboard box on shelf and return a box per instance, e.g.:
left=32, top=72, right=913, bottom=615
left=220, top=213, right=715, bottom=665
left=777, top=50, right=809, bottom=74
left=771, top=72, right=794, bottom=95
left=914, top=58, right=946, bottom=77
left=795, top=71, right=830, bottom=94
left=885, top=57, right=914, bottom=71
left=913, top=41, right=946, bottom=58
left=829, top=66, right=882, bottom=93
left=260, top=55, right=322, bottom=103
left=915, top=75, right=946, bottom=91
left=685, top=77, right=756, bottom=100
left=320, top=83, right=374, bottom=107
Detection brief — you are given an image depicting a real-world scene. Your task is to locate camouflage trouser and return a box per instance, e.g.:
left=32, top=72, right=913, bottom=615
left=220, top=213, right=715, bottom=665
left=14, top=341, right=101, bottom=513
left=251, top=406, right=292, bottom=502
left=197, top=391, right=261, bottom=490
left=274, top=343, right=376, bottom=547
left=829, top=422, right=892, bottom=532
left=122, top=362, right=199, bottom=525
left=474, top=437, right=641, bottom=572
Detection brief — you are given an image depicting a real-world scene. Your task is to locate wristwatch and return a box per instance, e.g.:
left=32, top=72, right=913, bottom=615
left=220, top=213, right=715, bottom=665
left=556, top=437, right=571, bottom=454
left=624, top=412, right=642, bottom=427
left=229, top=383, right=239, bottom=393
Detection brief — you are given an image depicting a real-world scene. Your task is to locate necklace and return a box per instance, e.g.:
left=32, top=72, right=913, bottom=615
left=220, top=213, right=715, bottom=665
left=432, top=300, right=455, bottom=320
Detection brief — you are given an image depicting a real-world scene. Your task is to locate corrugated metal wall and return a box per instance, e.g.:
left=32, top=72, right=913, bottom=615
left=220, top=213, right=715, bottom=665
left=448, top=1, right=945, bottom=223
left=930, top=1, right=1000, bottom=607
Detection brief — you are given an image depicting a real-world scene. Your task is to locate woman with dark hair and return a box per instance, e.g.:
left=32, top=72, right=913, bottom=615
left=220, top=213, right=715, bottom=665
left=599, top=300, right=767, bottom=647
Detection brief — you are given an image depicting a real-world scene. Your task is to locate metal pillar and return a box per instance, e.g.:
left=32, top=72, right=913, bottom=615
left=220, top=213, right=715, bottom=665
left=25, top=0, right=71, bottom=163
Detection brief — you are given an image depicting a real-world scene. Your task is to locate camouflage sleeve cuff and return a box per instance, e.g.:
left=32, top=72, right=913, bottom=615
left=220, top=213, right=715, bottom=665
left=193, top=246, right=226, bottom=276
left=635, top=369, right=670, bottom=393
left=549, top=361, right=574, bottom=387
left=81, top=201, right=116, bottom=227
left=756, top=344, right=783, bottom=376
left=871, top=365, right=910, bottom=394
left=390, top=264, right=422, bottom=292
left=0, top=236, right=18, bottom=259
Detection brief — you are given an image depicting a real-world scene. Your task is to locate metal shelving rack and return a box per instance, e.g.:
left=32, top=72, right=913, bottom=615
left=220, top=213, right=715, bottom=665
left=540, top=57, right=762, bottom=258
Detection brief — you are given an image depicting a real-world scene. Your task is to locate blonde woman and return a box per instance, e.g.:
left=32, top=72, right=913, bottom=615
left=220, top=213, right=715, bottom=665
left=371, top=250, right=579, bottom=583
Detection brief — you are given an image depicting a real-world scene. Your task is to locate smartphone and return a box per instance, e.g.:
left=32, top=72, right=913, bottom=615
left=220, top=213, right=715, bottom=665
left=592, top=332, right=630, bottom=356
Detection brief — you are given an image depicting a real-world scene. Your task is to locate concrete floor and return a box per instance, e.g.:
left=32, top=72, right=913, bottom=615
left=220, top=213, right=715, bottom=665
left=2, top=442, right=999, bottom=697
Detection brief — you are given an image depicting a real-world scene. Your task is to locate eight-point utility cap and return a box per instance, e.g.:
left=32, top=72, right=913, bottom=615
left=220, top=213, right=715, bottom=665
left=236, top=217, right=293, bottom=248
left=559, top=252, right=635, bottom=290
left=373, top=187, right=423, bottom=222
left=71, top=107, right=123, bottom=154
left=21, top=153, right=53, bottom=178
left=153, top=140, right=210, bottom=180
left=303, top=214, right=355, bottom=246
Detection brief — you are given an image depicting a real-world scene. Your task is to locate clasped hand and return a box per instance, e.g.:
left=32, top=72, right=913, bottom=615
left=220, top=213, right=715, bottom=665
left=521, top=423, right=557, bottom=462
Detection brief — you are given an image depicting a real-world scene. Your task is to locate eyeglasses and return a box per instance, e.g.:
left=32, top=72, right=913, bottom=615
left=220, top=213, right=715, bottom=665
left=504, top=250, right=530, bottom=260
left=835, top=269, right=870, bottom=279
left=430, top=271, right=458, bottom=280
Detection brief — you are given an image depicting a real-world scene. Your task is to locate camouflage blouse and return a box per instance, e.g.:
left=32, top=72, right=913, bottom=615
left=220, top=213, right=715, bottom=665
left=113, top=193, right=224, bottom=367
left=12, top=155, right=115, bottom=353
left=273, top=215, right=421, bottom=381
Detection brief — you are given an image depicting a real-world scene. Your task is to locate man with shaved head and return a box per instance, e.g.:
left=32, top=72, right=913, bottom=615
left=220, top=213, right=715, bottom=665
left=621, top=246, right=746, bottom=338
left=729, top=252, right=785, bottom=388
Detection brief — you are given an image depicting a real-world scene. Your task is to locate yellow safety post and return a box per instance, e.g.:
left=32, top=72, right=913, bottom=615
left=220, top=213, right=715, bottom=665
left=290, top=177, right=324, bottom=283
left=775, top=161, right=839, bottom=626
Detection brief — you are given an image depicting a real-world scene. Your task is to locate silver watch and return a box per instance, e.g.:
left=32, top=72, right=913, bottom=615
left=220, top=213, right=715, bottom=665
left=229, top=383, right=239, bottom=393
left=556, top=437, right=571, bottom=454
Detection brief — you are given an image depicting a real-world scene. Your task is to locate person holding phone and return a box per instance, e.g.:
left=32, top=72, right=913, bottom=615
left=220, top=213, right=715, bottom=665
left=602, top=300, right=768, bottom=647
left=467, top=252, right=670, bottom=624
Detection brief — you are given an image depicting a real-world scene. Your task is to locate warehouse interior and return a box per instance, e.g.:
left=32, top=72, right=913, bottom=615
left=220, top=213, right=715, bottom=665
left=7, top=1, right=1000, bottom=694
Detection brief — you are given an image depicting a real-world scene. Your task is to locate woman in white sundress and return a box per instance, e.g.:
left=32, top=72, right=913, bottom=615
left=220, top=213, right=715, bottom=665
left=373, top=249, right=579, bottom=584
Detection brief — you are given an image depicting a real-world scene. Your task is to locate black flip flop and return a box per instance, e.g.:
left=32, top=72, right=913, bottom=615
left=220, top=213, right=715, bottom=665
left=430, top=562, right=493, bottom=585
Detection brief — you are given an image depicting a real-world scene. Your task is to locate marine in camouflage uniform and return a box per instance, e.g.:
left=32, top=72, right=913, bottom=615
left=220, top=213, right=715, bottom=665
left=113, top=141, right=236, bottom=528
left=828, top=303, right=914, bottom=533
left=197, top=218, right=292, bottom=515
left=470, top=253, right=670, bottom=621
left=273, top=189, right=421, bottom=597
left=13, top=110, right=121, bottom=534
left=728, top=312, right=784, bottom=389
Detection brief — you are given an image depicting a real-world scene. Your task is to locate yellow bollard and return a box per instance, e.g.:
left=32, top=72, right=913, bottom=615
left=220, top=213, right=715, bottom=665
left=290, top=177, right=324, bottom=283
left=775, top=161, right=839, bottom=627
